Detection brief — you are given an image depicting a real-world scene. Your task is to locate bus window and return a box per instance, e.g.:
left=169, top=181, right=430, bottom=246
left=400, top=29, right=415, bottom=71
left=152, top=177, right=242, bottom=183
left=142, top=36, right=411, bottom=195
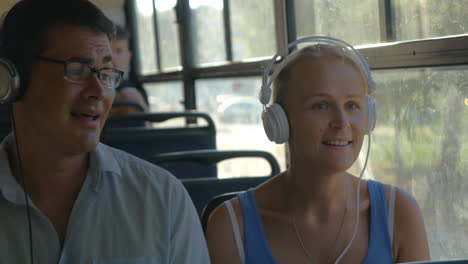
left=190, top=0, right=226, bottom=65
left=349, top=65, right=468, bottom=259
left=195, top=77, right=286, bottom=178
left=393, top=0, right=468, bottom=41
left=145, top=81, right=184, bottom=113
left=134, top=0, right=158, bottom=74
left=154, top=0, right=181, bottom=71
left=294, top=0, right=380, bottom=45
left=229, top=0, right=276, bottom=61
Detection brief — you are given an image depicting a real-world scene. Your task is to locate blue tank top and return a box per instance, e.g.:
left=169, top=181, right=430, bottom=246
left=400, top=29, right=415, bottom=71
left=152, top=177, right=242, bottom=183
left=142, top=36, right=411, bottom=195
left=238, top=179, right=394, bottom=264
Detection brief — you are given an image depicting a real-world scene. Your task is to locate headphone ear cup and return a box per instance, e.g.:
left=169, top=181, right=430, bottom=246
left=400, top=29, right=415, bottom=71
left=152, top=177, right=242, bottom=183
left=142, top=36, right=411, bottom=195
left=367, top=97, right=377, bottom=132
left=0, top=58, right=21, bottom=104
left=262, top=103, right=289, bottom=144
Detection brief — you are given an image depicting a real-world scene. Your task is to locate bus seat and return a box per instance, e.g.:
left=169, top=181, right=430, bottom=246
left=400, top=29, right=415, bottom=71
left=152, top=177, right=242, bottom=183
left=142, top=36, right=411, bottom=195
left=201, top=191, right=240, bottom=233
left=106, top=101, right=147, bottom=128
left=149, top=149, right=280, bottom=179
left=182, top=176, right=269, bottom=218
left=101, top=112, right=216, bottom=160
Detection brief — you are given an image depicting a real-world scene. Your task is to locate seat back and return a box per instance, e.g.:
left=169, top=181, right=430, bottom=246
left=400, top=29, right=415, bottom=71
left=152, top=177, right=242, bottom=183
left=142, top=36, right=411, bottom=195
left=165, top=150, right=279, bottom=217
left=101, top=112, right=216, bottom=160
left=182, top=176, right=270, bottom=217
left=150, top=149, right=280, bottom=179
left=201, top=192, right=240, bottom=233
left=107, top=101, right=147, bottom=128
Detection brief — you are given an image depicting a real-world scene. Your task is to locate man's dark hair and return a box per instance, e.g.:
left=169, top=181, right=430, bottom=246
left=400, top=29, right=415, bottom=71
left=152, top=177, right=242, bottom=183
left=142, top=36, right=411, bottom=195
left=115, top=24, right=130, bottom=41
left=0, top=0, right=115, bottom=92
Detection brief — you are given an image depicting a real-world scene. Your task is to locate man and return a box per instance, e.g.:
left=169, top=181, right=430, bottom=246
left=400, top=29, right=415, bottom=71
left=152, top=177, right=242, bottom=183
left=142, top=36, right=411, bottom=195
left=109, top=24, right=149, bottom=116
left=0, top=1, right=209, bottom=263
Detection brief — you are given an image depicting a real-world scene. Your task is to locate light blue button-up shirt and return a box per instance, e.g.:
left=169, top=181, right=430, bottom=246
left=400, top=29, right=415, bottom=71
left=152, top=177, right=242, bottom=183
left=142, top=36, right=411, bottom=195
left=0, top=135, right=210, bottom=264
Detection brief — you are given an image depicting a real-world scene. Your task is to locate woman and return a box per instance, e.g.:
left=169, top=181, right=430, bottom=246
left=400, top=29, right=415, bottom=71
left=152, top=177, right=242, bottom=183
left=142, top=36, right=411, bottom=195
left=206, top=37, right=430, bottom=263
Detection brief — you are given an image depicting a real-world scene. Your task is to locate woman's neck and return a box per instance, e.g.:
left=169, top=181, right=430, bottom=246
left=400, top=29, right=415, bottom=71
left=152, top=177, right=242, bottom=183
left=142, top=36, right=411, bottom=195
left=283, top=163, right=352, bottom=219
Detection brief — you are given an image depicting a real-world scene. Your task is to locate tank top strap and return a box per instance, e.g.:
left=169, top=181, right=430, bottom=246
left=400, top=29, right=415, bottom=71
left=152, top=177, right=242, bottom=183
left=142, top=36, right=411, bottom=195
left=362, top=180, right=394, bottom=263
left=238, top=189, right=278, bottom=264
left=225, top=200, right=246, bottom=264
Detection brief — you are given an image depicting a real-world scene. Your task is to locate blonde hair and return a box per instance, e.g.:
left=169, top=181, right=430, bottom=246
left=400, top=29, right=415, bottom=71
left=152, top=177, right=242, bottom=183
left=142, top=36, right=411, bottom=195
left=272, top=44, right=371, bottom=105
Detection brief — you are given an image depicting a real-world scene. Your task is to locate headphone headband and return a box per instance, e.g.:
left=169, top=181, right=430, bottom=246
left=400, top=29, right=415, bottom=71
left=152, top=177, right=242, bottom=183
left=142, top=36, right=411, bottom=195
left=260, top=36, right=375, bottom=105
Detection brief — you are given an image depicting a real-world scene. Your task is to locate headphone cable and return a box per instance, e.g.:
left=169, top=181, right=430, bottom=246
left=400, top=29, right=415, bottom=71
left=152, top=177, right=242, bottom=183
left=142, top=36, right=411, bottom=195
left=334, top=132, right=371, bottom=263
left=10, top=108, right=34, bottom=264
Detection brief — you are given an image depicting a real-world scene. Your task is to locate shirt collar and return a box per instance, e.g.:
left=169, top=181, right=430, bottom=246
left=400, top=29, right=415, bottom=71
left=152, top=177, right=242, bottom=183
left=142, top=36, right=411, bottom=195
left=0, top=134, right=27, bottom=204
left=88, top=143, right=122, bottom=192
left=90, top=143, right=122, bottom=176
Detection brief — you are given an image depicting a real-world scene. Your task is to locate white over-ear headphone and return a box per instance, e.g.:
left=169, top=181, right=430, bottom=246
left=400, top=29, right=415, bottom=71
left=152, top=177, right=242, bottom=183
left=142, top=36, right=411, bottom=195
left=260, top=36, right=377, bottom=144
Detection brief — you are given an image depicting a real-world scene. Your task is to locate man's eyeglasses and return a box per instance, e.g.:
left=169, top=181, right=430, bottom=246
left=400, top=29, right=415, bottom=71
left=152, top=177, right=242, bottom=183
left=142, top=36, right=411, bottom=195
left=37, top=56, right=124, bottom=89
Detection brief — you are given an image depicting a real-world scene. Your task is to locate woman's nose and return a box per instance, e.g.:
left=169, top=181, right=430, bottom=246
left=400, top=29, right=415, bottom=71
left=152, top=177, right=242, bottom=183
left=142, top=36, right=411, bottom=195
left=329, top=108, right=349, bottom=129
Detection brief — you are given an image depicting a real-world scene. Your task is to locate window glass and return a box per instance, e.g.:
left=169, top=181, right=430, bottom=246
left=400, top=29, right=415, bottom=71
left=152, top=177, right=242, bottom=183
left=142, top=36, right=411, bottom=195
left=364, top=66, right=468, bottom=260
left=190, top=0, right=226, bottom=65
left=134, top=0, right=158, bottom=74
left=294, top=0, right=380, bottom=45
left=393, top=0, right=468, bottom=41
left=144, top=81, right=184, bottom=112
left=195, top=77, right=286, bottom=178
left=144, top=81, right=184, bottom=127
left=155, top=0, right=181, bottom=71
left=229, top=0, right=276, bottom=61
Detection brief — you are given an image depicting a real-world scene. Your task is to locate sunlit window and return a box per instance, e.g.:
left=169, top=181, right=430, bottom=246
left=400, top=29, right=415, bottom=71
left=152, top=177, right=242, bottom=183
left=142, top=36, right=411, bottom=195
left=155, top=0, right=181, bottom=71
left=195, top=77, right=286, bottom=178
left=363, top=66, right=468, bottom=260
left=144, top=81, right=185, bottom=127
left=229, top=0, right=276, bottom=61
left=393, top=0, right=468, bottom=41
left=190, top=0, right=226, bottom=65
left=134, top=0, right=158, bottom=74
left=145, top=81, right=184, bottom=112
left=294, top=0, right=380, bottom=45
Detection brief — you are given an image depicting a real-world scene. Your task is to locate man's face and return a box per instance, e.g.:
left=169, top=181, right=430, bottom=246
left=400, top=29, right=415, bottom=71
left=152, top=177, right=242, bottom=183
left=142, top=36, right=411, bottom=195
left=111, top=38, right=132, bottom=70
left=15, top=24, right=115, bottom=156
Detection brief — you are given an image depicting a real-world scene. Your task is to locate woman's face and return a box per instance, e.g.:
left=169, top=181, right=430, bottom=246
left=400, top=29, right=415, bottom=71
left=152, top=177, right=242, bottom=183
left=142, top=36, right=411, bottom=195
left=284, top=56, right=369, bottom=172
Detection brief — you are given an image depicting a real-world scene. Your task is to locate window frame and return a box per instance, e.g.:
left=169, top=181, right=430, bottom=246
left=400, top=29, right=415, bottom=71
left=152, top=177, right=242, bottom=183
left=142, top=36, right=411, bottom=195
left=130, top=0, right=468, bottom=96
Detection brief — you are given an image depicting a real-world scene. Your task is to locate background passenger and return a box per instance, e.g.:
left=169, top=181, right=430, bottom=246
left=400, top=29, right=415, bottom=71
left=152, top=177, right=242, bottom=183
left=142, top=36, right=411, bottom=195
left=0, top=1, right=208, bottom=263
left=109, top=24, right=149, bottom=116
left=206, top=37, right=430, bottom=263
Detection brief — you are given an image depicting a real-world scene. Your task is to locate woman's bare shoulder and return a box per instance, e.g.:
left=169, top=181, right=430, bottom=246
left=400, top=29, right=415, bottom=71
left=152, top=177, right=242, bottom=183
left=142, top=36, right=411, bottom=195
left=382, top=183, right=430, bottom=262
left=207, top=174, right=283, bottom=239
left=206, top=197, right=244, bottom=264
